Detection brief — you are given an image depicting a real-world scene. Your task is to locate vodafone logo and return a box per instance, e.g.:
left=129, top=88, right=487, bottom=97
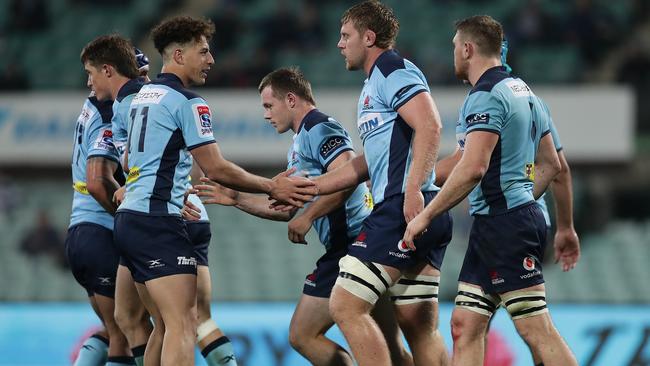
left=523, top=256, right=536, bottom=271
left=397, top=240, right=411, bottom=253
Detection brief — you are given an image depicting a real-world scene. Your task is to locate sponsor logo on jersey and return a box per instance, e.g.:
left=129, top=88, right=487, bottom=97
left=525, top=163, right=535, bottom=181
left=362, top=94, right=373, bottom=110
left=177, top=256, right=197, bottom=267
left=131, top=88, right=168, bottom=105
left=490, top=270, right=505, bottom=285
left=126, top=166, right=140, bottom=184
left=466, top=113, right=490, bottom=126
left=358, top=112, right=384, bottom=137
left=506, top=79, right=533, bottom=98
left=147, top=259, right=164, bottom=268
left=73, top=181, right=89, bottom=195
left=78, top=106, right=92, bottom=125
left=352, top=232, right=367, bottom=248
left=304, top=273, right=317, bottom=287
left=456, top=132, right=466, bottom=151
left=320, top=136, right=345, bottom=159
left=93, top=128, right=116, bottom=151
left=397, top=240, right=411, bottom=253
left=98, top=277, right=113, bottom=285
left=193, top=104, right=214, bottom=138
left=389, top=251, right=410, bottom=259
left=363, top=192, right=374, bottom=209
left=523, top=256, right=536, bottom=271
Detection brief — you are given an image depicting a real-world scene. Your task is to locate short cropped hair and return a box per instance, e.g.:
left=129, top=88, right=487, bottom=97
left=341, top=0, right=399, bottom=49
left=80, top=34, right=139, bottom=79
left=258, top=67, right=316, bottom=106
left=454, top=15, right=503, bottom=57
left=151, top=15, right=215, bottom=55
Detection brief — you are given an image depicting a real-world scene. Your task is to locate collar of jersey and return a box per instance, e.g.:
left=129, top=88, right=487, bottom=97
left=156, top=73, right=184, bottom=86
left=296, top=108, right=322, bottom=134
left=367, top=49, right=400, bottom=79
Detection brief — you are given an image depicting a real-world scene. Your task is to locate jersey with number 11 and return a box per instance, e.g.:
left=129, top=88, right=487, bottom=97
left=117, top=73, right=216, bottom=216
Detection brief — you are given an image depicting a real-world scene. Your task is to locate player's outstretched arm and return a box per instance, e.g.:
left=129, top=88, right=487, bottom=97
left=551, top=150, right=580, bottom=271
left=191, top=177, right=295, bottom=222
left=533, top=133, right=561, bottom=200
left=312, top=154, right=368, bottom=195
left=397, top=92, right=442, bottom=222
left=86, top=157, right=120, bottom=214
left=287, top=151, right=358, bottom=244
left=402, top=131, right=497, bottom=248
left=191, top=142, right=317, bottom=207
left=434, top=147, right=463, bottom=187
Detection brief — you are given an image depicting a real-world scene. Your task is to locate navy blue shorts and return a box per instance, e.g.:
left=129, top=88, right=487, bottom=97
left=348, top=192, right=452, bottom=270
left=303, top=238, right=348, bottom=298
left=114, top=211, right=197, bottom=283
left=65, top=223, right=119, bottom=298
left=186, top=221, right=211, bottom=266
left=459, top=202, right=548, bottom=294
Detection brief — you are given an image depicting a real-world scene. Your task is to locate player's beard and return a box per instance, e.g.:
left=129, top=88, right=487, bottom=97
left=454, top=61, right=469, bottom=82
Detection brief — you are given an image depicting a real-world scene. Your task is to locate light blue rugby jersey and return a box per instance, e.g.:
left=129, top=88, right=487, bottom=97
left=118, top=73, right=216, bottom=216
left=112, top=77, right=146, bottom=167
left=288, top=109, right=373, bottom=249
left=455, top=66, right=551, bottom=216
left=536, top=110, right=563, bottom=227
left=356, top=50, right=438, bottom=205
left=70, top=95, right=119, bottom=229
left=111, top=78, right=211, bottom=221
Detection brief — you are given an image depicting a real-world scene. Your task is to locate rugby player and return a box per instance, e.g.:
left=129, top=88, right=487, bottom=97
left=186, top=67, right=414, bottom=366
left=112, top=16, right=316, bottom=365
left=402, top=15, right=578, bottom=366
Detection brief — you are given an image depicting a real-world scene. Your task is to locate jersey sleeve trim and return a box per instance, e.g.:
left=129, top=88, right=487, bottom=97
left=323, top=147, right=354, bottom=171
left=87, top=154, right=119, bottom=164
left=187, top=140, right=216, bottom=151
left=393, top=88, right=427, bottom=111
left=541, top=129, right=551, bottom=138
left=556, top=146, right=564, bottom=152
left=466, top=127, right=501, bottom=136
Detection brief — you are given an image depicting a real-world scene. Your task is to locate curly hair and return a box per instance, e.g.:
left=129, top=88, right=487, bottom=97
left=258, top=67, right=316, bottom=105
left=80, top=34, right=139, bottom=79
left=341, top=0, right=399, bottom=49
left=151, top=15, right=215, bottom=55
left=455, top=15, right=503, bottom=57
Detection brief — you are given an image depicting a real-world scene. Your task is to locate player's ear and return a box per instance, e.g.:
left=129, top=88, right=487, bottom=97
left=287, top=92, right=296, bottom=108
left=102, top=64, right=112, bottom=77
left=464, top=41, right=473, bottom=60
left=364, top=29, right=376, bottom=48
left=172, top=48, right=184, bottom=65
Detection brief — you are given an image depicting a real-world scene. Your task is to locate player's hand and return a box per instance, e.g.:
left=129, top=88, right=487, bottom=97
left=194, top=177, right=239, bottom=206
left=113, top=186, right=126, bottom=206
left=554, top=227, right=580, bottom=272
left=288, top=214, right=311, bottom=245
left=269, top=199, right=299, bottom=212
left=402, top=211, right=431, bottom=250
left=181, top=199, right=202, bottom=221
left=269, top=168, right=318, bottom=208
left=403, top=188, right=424, bottom=223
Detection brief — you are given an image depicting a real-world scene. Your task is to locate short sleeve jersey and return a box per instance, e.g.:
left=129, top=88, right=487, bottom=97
left=535, top=107, right=563, bottom=227
left=356, top=50, right=438, bottom=205
left=288, top=109, right=373, bottom=249
left=118, top=73, right=216, bottom=216
left=455, top=66, right=551, bottom=216
left=111, top=78, right=146, bottom=168
left=70, top=95, right=119, bottom=229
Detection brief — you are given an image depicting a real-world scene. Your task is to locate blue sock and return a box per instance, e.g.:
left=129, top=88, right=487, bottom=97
left=131, top=344, right=146, bottom=366
left=74, top=334, right=108, bottom=366
left=106, top=356, right=135, bottom=365
left=201, top=336, right=237, bottom=366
